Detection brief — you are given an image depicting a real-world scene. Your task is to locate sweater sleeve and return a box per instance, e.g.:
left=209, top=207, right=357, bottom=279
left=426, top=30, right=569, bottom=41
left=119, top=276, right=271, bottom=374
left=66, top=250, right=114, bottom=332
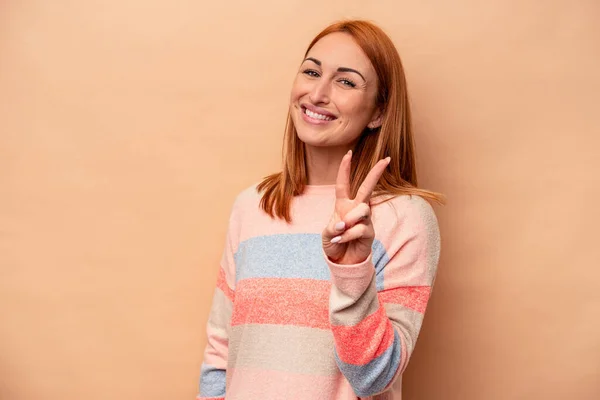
left=326, top=196, right=441, bottom=397
left=196, top=204, right=240, bottom=400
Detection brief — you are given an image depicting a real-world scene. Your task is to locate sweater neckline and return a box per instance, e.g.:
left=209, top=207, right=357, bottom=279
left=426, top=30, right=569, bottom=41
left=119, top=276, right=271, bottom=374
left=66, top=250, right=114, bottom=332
left=302, top=184, right=336, bottom=195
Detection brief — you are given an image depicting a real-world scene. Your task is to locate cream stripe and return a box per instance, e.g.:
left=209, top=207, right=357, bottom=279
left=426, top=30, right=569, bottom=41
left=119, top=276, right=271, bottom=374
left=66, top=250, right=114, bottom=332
left=206, top=289, right=233, bottom=339
left=384, top=303, right=424, bottom=355
left=330, top=276, right=380, bottom=327
left=228, top=324, right=339, bottom=375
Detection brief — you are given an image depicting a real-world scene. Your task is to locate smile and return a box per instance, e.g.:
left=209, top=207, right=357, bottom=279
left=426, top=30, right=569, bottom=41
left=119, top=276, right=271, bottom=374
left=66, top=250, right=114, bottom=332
left=302, top=106, right=336, bottom=123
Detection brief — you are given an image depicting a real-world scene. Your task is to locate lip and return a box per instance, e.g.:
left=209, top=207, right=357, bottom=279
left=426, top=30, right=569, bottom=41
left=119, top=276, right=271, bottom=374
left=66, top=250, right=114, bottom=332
left=301, top=103, right=337, bottom=118
left=300, top=103, right=337, bottom=125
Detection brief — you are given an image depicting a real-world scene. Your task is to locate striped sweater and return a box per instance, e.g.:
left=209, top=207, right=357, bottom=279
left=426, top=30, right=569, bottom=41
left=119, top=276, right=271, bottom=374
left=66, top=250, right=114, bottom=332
left=197, top=183, right=441, bottom=400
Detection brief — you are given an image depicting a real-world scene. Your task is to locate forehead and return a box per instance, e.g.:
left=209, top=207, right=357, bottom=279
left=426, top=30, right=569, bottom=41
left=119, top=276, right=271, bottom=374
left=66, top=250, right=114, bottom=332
left=306, top=32, right=375, bottom=76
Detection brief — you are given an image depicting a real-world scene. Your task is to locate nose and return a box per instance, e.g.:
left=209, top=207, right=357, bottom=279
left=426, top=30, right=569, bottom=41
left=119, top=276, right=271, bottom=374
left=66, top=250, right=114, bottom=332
left=308, top=78, right=331, bottom=105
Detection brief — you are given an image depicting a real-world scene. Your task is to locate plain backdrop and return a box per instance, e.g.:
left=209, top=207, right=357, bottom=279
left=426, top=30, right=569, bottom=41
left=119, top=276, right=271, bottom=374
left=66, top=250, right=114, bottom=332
left=1, top=1, right=599, bottom=399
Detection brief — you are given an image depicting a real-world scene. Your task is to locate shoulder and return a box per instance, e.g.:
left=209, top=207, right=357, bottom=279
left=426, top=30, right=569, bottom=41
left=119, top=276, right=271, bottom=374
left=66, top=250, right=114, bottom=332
left=372, top=194, right=440, bottom=237
left=227, top=182, right=265, bottom=222
left=370, top=195, right=441, bottom=268
left=373, top=193, right=437, bottom=219
left=223, top=183, right=263, bottom=240
left=231, top=182, right=262, bottom=209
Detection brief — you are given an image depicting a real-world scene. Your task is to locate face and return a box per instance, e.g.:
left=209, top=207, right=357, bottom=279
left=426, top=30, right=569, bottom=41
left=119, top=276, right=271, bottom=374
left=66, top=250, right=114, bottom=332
left=289, top=32, right=382, bottom=148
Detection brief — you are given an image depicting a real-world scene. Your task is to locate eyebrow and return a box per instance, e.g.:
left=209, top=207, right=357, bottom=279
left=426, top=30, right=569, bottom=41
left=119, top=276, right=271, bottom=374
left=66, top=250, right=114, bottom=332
left=303, top=57, right=366, bottom=82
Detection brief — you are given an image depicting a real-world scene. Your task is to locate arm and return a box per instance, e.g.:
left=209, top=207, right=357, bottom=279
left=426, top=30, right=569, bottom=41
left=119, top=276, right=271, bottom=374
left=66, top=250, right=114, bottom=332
left=326, top=196, right=441, bottom=397
left=197, top=207, right=239, bottom=400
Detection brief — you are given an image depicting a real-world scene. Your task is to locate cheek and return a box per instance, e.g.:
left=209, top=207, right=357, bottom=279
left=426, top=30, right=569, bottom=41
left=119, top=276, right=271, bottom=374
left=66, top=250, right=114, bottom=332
left=336, top=94, right=373, bottom=121
left=290, top=77, right=309, bottom=102
left=290, top=81, right=299, bottom=99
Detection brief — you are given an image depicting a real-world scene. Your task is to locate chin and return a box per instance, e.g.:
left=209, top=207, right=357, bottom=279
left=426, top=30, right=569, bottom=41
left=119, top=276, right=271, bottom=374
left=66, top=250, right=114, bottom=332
left=295, top=128, right=330, bottom=147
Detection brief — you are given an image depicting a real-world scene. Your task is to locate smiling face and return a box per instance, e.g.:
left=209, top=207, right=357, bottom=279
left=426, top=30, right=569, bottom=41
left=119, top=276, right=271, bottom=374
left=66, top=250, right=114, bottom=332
left=289, top=32, right=382, bottom=149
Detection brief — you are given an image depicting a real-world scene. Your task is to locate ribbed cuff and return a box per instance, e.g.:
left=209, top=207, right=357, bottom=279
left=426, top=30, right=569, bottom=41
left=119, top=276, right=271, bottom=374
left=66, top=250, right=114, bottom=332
left=324, top=251, right=375, bottom=298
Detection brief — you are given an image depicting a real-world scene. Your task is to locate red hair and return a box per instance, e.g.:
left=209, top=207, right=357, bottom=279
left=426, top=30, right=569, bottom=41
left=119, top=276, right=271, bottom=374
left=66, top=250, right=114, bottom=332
left=257, top=19, right=444, bottom=222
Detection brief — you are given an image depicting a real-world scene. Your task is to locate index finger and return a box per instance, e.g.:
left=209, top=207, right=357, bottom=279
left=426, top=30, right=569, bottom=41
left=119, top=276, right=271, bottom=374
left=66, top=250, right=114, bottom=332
left=335, top=150, right=352, bottom=199
left=354, top=157, right=391, bottom=203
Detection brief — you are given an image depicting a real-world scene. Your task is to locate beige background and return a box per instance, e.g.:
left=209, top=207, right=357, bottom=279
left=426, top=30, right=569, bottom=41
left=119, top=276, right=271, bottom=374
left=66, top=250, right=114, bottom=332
left=1, top=1, right=599, bottom=399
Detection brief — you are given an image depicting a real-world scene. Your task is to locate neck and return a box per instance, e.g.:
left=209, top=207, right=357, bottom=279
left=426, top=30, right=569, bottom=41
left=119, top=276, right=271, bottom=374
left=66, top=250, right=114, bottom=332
left=305, top=144, right=353, bottom=185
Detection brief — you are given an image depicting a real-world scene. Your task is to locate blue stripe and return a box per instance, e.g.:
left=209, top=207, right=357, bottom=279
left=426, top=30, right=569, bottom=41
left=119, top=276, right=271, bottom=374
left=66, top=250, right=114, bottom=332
left=234, top=234, right=330, bottom=282
left=234, top=233, right=390, bottom=284
left=371, top=240, right=389, bottom=291
left=334, top=330, right=401, bottom=397
left=199, top=363, right=226, bottom=397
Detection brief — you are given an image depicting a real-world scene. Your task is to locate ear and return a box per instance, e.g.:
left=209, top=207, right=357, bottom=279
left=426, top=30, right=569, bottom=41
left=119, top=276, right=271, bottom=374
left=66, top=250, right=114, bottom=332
left=367, top=107, right=384, bottom=129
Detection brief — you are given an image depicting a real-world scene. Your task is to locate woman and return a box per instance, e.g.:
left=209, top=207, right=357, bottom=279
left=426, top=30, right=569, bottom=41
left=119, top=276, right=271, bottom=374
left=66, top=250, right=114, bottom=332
left=197, top=19, right=443, bottom=400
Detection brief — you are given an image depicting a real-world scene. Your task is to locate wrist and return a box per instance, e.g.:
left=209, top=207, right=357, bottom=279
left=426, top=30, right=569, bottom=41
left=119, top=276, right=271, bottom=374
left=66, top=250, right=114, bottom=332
left=325, top=251, right=374, bottom=297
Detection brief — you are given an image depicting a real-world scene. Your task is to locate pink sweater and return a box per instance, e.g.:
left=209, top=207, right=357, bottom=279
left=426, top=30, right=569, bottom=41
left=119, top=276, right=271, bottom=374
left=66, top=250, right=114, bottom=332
left=197, top=183, right=440, bottom=399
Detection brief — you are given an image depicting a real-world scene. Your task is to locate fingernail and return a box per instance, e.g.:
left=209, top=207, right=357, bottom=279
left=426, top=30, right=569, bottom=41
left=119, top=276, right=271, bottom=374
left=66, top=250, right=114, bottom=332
left=335, top=221, right=345, bottom=231
left=348, top=150, right=353, bottom=157
left=385, top=157, right=391, bottom=163
left=331, top=236, right=342, bottom=243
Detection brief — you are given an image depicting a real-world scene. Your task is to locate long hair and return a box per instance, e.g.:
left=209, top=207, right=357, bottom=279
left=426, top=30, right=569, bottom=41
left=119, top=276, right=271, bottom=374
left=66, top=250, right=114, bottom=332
left=257, top=20, right=444, bottom=222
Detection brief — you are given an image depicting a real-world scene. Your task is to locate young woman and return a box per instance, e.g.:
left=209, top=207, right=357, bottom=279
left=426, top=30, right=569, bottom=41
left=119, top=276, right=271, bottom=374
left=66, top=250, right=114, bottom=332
left=197, top=19, right=443, bottom=400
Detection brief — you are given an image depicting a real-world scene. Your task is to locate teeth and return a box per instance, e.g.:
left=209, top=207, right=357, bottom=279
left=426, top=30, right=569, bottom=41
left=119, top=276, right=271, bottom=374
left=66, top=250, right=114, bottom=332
left=305, top=108, right=333, bottom=121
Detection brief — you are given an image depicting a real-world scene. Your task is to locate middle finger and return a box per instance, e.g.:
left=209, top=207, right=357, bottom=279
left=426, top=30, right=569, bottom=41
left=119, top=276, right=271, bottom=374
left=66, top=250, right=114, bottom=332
left=355, top=157, right=391, bottom=203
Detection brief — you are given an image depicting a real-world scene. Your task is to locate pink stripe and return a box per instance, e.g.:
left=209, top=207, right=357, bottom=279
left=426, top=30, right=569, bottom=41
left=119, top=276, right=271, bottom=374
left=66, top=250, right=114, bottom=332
left=216, top=267, right=235, bottom=302
left=231, top=278, right=330, bottom=329
left=202, top=324, right=228, bottom=367
left=232, top=189, right=331, bottom=245
left=378, top=286, right=430, bottom=313
left=226, top=368, right=356, bottom=399
left=331, top=305, right=395, bottom=365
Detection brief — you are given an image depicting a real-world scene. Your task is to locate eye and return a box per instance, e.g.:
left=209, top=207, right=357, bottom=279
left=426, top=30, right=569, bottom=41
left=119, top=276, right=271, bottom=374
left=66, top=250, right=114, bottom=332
left=339, top=78, right=356, bottom=88
left=302, top=69, right=320, bottom=78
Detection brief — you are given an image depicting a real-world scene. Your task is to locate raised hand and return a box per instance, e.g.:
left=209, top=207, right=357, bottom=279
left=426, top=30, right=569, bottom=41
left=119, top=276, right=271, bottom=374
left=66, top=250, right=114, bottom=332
left=322, top=150, right=391, bottom=265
